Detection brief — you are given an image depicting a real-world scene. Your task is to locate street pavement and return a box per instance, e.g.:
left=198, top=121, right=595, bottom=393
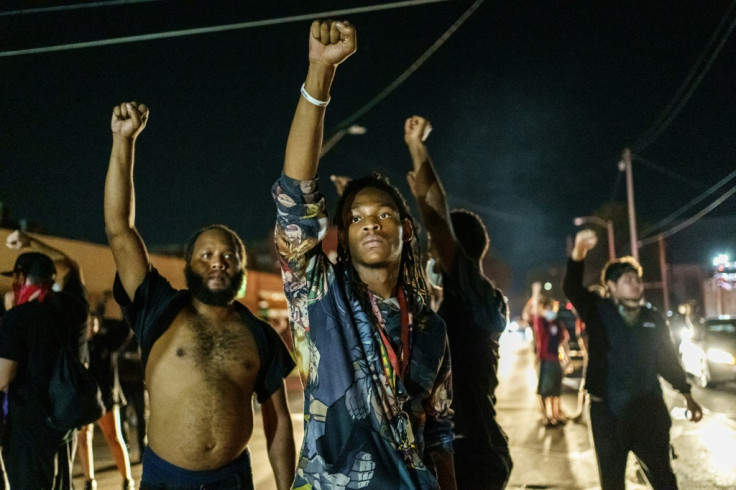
left=75, top=333, right=736, bottom=489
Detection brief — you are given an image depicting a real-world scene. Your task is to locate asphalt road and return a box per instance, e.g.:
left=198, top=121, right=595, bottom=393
left=75, top=332, right=736, bottom=489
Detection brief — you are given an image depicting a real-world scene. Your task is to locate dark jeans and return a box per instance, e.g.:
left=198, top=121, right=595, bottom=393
left=140, top=446, right=254, bottom=490
left=589, top=395, right=677, bottom=490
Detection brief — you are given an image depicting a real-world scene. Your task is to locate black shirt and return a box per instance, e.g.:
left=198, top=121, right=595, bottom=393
left=563, top=258, right=690, bottom=414
left=0, top=277, right=88, bottom=431
left=437, top=250, right=508, bottom=440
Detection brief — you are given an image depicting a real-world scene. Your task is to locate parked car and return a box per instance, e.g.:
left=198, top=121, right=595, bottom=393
left=679, top=316, right=736, bottom=388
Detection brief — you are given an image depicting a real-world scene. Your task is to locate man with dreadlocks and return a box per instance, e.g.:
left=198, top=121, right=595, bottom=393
left=273, top=20, right=456, bottom=489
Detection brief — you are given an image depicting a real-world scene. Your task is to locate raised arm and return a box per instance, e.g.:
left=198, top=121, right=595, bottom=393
left=6, top=229, right=82, bottom=291
left=104, top=101, right=150, bottom=300
left=260, top=383, right=296, bottom=490
left=283, top=20, right=356, bottom=180
left=570, top=228, right=597, bottom=262
left=563, top=229, right=601, bottom=326
left=403, top=116, right=456, bottom=272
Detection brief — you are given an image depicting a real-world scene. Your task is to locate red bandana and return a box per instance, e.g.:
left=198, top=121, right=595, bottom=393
left=13, top=283, right=52, bottom=306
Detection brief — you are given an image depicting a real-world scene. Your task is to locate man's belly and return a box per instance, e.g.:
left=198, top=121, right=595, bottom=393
left=147, top=388, right=255, bottom=470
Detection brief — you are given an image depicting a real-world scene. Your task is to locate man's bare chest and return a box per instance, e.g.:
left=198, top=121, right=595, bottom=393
left=150, top=308, right=261, bottom=384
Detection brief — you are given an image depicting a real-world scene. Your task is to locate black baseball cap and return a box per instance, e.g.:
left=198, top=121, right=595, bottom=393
left=1, top=252, right=56, bottom=280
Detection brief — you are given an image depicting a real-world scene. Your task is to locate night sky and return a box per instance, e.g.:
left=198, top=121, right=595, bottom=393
left=2, top=0, right=735, bottom=298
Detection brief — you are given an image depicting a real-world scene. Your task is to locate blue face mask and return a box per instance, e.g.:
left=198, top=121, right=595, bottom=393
left=544, top=310, right=558, bottom=321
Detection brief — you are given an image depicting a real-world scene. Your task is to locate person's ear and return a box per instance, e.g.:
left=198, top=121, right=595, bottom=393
left=401, top=219, right=414, bottom=243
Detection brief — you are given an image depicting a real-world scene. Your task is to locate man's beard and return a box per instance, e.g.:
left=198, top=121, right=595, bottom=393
left=184, top=265, right=244, bottom=307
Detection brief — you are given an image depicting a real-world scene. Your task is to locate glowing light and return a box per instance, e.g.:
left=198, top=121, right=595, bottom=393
left=544, top=282, right=552, bottom=291
left=713, top=254, right=730, bottom=266
left=707, top=348, right=736, bottom=365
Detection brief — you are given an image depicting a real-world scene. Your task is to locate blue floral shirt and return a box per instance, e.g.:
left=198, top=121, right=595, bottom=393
left=273, top=174, right=454, bottom=489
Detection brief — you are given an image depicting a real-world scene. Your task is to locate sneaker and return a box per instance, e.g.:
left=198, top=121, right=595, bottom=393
left=84, top=480, right=97, bottom=490
left=123, top=479, right=136, bottom=490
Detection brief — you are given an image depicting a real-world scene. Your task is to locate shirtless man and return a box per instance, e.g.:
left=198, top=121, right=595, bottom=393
left=104, top=101, right=296, bottom=489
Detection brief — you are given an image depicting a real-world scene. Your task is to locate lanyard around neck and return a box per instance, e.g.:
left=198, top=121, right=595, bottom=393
left=371, top=287, right=412, bottom=383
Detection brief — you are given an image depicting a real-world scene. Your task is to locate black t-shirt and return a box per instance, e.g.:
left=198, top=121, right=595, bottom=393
left=113, top=267, right=295, bottom=402
left=437, top=250, right=508, bottom=440
left=0, top=280, right=88, bottom=429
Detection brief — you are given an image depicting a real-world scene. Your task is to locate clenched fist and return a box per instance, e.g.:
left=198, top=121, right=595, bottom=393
left=572, top=229, right=598, bottom=261
left=111, top=101, right=149, bottom=140
left=309, top=20, right=357, bottom=67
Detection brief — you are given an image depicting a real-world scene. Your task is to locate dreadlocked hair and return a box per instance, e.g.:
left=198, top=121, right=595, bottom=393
left=333, top=172, right=430, bottom=323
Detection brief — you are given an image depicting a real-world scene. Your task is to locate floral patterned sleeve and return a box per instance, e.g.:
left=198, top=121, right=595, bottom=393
left=271, top=173, right=331, bottom=383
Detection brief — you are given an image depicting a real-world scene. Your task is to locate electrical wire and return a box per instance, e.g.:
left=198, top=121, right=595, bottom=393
left=638, top=184, right=736, bottom=246
left=632, top=0, right=736, bottom=153
left=326, top=0, right=485, bottom=134
left=639, top=168, right=736, bottom=238
left=450, top=196, right=529, bottom=223
left=0, top=0, right=449, bottom=58
left=633, top=155, right=709, bottom=191
left=0, top=0, right=161, bottom=16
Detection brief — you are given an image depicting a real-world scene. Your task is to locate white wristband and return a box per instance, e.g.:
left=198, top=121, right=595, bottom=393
left=300, top=83, right=330, bottom=107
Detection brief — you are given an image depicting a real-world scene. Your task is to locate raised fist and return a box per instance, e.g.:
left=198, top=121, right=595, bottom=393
left=6, top=230, right=31, bottom=250
left=111, top=101, right=149, bottom=139
left=573, top=229, right=598, bottom=255
left=404, top=116, right=432, bottom=147
left=308, top=20, right=357, bottom=67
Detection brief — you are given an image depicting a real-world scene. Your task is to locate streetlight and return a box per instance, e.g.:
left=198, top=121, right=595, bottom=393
left=320, top=124, right=367, bottom=157
left=573, top=216, right=616, bottom=261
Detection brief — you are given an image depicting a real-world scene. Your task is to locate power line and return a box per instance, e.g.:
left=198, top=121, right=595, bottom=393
left=632, top=0, right=736, bottom=152
left=639, top=184, right=736, bottom=246
left=326, top=0, right=485, bottom=134
left=633, top=155, right=709, bottom=191
left=0, top=0, right=161, bottom=16
left=450, top=196, right=529, bottom=223
left=640, top=168, right=736, bottom=238
left=0, top=0, right=449, bottom=58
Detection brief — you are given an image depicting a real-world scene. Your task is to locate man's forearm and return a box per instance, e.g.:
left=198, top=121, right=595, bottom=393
left=267, top=418, right=296, bottom=490
left=283, top=61, right=336, bottom=181
left=262, top=387, right=296, bottom=490
left=104, top=136, right=137, bottom=237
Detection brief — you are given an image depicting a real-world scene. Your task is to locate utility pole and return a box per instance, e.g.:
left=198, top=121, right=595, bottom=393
left=619, top=148, right=639, bottom=261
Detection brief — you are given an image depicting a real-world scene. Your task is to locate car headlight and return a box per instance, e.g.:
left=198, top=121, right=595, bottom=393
left=706, top=348, right=736, bottom=365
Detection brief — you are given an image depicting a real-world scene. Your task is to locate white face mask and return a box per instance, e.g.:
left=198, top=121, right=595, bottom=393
left=544, top=310, right=557, bottom=321
left=425, top=258, right=443, bottom=289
